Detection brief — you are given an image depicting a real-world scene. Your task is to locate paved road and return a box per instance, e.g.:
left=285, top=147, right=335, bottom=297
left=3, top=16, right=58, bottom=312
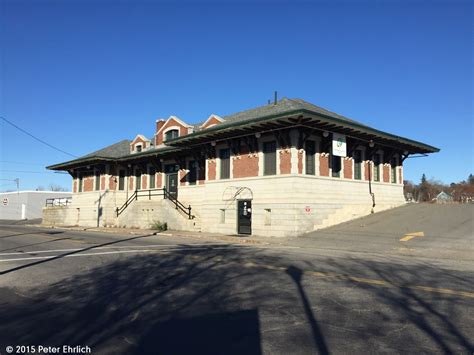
left=0, top=204, right=472, bottom=354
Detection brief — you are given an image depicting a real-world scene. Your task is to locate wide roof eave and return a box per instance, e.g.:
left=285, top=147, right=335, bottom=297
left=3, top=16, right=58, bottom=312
left=165, top=108, right=439, bottom=154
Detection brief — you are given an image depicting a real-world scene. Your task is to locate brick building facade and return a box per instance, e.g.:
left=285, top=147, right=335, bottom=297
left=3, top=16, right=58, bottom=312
left=45, top=98, right=438, bottom=237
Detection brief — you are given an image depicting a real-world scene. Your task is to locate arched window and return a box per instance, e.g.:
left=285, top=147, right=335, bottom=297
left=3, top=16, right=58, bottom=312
left=165, top=129, right=179, bottom=141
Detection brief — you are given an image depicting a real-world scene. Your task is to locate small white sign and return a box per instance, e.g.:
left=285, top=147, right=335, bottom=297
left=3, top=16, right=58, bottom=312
left=2, top=198, right=9, bottom=206
left=332, top=133, right=347, bottom=157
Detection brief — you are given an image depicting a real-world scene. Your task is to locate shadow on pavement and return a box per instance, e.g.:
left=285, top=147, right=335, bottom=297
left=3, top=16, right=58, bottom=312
left=0, top=247, right=472, bottom=354
left=0, top=234, right=153, bottom=276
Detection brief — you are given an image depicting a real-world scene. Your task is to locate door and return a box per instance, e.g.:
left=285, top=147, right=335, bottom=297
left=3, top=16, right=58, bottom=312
left=167, top=173, right=178, bottom=199
left=237, top=200, right=252, bottom=235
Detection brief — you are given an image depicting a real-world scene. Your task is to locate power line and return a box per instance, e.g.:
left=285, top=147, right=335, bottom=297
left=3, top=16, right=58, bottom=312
left=0, top=170, right=62, bottom=174
left=0, top=160, right=49, bottom=166
left=1, top=116, right=78, bottom=158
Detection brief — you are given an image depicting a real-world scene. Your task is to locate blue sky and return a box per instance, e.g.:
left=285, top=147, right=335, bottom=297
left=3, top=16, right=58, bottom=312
left=1, top=0, right=472, bottom=192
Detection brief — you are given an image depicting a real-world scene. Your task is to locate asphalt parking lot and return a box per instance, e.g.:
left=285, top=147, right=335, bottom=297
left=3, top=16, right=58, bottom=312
left=0, top=204, right=472, bottom=354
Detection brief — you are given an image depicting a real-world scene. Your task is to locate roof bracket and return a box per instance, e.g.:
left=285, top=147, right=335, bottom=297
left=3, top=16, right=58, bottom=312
left=297, top=128, right=315, bottom=149
left=274, top=130, right=291, bottom=149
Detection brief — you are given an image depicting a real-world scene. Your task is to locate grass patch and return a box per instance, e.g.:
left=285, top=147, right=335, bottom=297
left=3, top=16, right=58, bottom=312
left=151, top=220, right=168, bottom=232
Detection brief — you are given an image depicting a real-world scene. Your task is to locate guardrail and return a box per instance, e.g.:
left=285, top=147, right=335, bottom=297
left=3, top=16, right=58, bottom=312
left=116, top=187, right=194, bottom=219
left=45, top=197, right=72, bottom=207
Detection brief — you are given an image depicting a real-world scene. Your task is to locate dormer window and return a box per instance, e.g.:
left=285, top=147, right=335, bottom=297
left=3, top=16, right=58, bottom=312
left=165, top=129, right=179, bottom=141
left=136, top=145, right=142, bottom=152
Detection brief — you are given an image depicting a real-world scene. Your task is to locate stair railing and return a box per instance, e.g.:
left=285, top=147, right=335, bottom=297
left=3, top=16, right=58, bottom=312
left=163, top=187, right=194, bottom=220
left=116, top=187, right=194, bottom=219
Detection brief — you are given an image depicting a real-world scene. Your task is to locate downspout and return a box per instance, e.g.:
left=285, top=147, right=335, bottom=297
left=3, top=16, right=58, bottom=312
left=368, top=161, right=376, bottom=213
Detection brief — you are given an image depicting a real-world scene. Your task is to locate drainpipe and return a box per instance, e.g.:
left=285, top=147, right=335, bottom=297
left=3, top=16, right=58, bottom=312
left=368, top=161, right=376, bottom=213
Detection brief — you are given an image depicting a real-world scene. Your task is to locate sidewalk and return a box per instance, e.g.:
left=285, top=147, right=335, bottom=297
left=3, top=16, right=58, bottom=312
left=41, top=224, right=296, bottom=246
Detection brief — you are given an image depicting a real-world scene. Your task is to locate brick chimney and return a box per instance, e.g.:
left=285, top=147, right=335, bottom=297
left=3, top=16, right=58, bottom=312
left=156, top=119, right=165, bottom=133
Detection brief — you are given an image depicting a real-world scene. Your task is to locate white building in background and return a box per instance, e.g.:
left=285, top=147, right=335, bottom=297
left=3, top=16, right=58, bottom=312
left=0, top=191, right=72, bottom=220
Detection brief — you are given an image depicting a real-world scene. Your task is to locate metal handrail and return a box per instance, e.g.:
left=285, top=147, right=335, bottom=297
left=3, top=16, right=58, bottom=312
left=115, top=187, right=194, bottom=219
left=45, top=197, right=72, bottom=207
left=163, top=187, right=194, bottom=220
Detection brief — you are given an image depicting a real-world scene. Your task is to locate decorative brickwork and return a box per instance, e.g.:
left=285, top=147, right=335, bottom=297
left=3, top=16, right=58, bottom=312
left=109, top=175, right=116, bottom=190
left=383, top=165, right=390, bottom=183
left=319, top=154, right=329, bottom=176
left=129, top=176, right=134, bottom=191
left=343, top=158, right=352, bottom=179
left=142, top=175, right=147, bottom=189
left=156, top=117, right=190, bottom=145
left=398, top=167, right=403, bottom=184
left=208, top=160, right=216, bottom=180
left=101, top=176, right=106, bottom=190
left=73, top=180, right=77, bottom=193
left=298, top=151, right=303, bottom=174
left=201, top=116, right=223, bottom=129
left=83, top=178, right=93, bottom=192
left=364, top=161, right=370, bottom=181
left=131, top=136, right=148, bottom=152
left=279, top=149, right=291, bottom=174
left=233, top=147, right=259, bottom=178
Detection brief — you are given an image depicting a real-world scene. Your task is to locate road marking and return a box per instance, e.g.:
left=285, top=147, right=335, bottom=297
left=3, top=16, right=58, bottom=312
left=0, top=249, right=163, bottom=262
left=0, top=243, right=240, bottom=256
left=243, top=261, right=474, bottom=299
left=0, top=245, right=248, bottom=263
left=400, top=231, right=425, bottom=242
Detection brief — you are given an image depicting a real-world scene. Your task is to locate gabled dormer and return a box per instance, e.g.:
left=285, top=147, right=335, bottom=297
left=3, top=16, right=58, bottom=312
left=155, top=116, right=194, bottom=145
left=130, top=134, right=151, bottom=153
left=200, top=114, right=224, bottom=130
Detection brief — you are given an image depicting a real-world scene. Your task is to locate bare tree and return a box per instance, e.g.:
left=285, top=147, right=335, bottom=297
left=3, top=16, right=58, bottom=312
left=48, top=183, right=68, bottom=192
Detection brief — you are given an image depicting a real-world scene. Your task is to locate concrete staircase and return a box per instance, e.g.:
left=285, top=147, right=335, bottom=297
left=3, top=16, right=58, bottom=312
left=314, top=204, right=375, bottom=230
left=116, top=199, right=201, bottom=231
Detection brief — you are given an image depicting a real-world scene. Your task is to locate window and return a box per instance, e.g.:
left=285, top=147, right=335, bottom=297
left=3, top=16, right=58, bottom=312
left=135, top=170, right=141, bottom=190
left=78, top=175, right=83, bottom=193
left=220, top=209, right=226, bottom=223
left=118, top=170, right=125, bottom=191
left=373, top=154, right=380, bottom=182
left=305, top=140, right=316, bottom=175
left=164, top=129, right=179, bottom=141
left=331, top=154, right=341, bottom=178
left=149, top=167, right=156, bottom=189
left=188, top=161, right=197, bottom=185
left=136, top=145, right=142, bottom=152
left=263, top=141, right=277, bottom=175
left=354, top=150, right=362, bottom=180
left=391, top=158, right=397, bottom=183
left=264, top=208, right=272, bottom=226
left=95, top=172, right=100, bottom=191
left=220, top=149, right=230, bottom=179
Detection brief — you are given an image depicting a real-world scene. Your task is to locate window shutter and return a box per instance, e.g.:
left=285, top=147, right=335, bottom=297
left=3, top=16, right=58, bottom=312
left=354, top=150, right=362, bottom=180
left=263, top=141, right=277, bottom=175
left=188, top=161, right=197, bottom=184
left=391, top=158, right=397, bottom=183
left=95, top=172, right=100, bottom=190
left=305, top=140, right=316, bottom=175
left=149, top=167, right=156, bottom=188
left=220, top=149, right=230, bottom=179
left=118, top=171, right=125, bottom=190
left=374, top=154, right=380, bottom=182
left=136, top=170, right=141, bottom=190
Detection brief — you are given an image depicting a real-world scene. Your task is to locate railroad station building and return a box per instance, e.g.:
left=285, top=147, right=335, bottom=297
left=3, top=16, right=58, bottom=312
left=45, top=98, right=439, bottom=237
